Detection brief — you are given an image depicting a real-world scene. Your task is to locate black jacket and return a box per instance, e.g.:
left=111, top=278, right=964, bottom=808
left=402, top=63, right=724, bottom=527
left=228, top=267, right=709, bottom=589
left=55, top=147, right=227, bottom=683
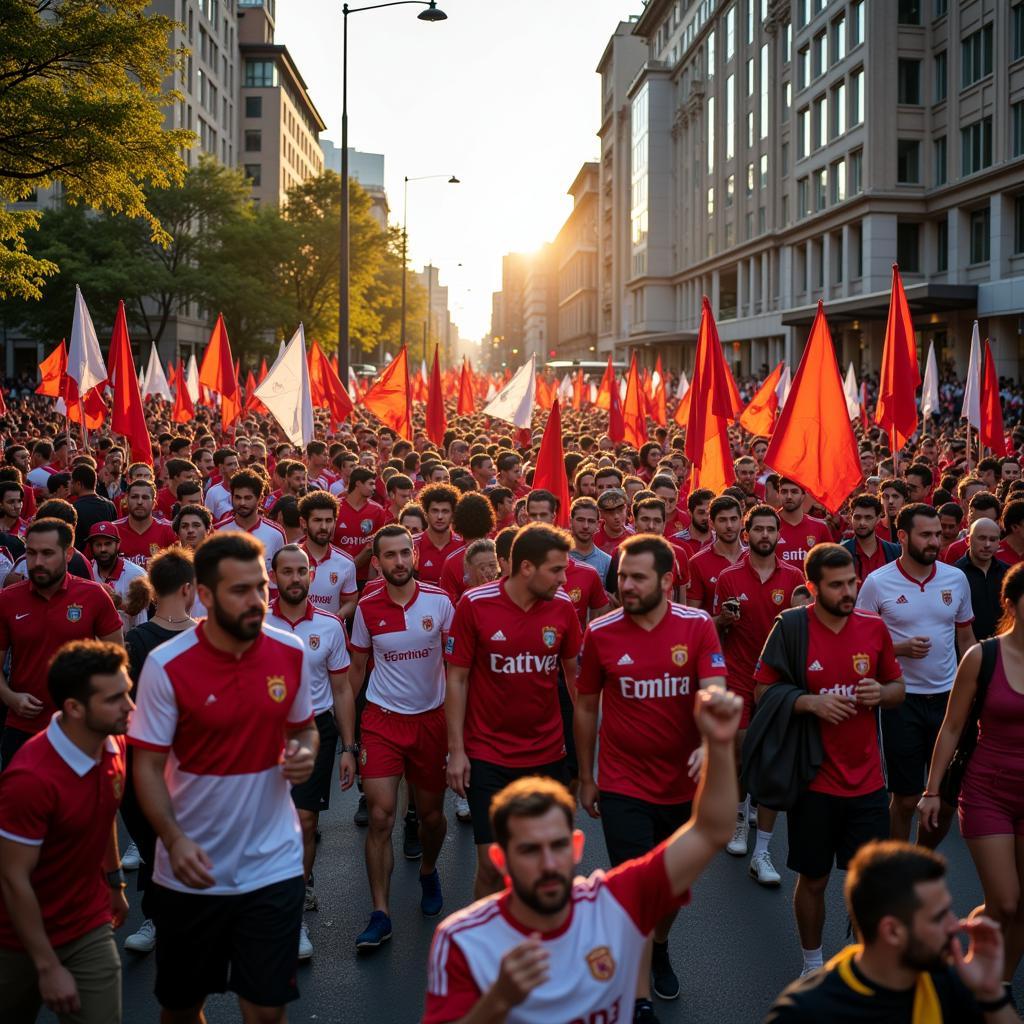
left=840, top=536, right=901, bottom=580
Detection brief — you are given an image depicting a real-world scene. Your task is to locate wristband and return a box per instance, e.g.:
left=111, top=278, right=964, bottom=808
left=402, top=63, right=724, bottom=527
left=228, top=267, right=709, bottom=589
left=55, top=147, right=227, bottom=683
left=340, top=744, right=359, bottom=754
left=920, top=791, right=940, bottom=799
left=975, top=984, right=1012, bottom=1011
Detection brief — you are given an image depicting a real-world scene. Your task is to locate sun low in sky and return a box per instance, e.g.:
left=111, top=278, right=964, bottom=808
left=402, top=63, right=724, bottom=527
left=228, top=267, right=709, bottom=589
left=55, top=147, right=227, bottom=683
left=275, top=0, right=641, bottom=346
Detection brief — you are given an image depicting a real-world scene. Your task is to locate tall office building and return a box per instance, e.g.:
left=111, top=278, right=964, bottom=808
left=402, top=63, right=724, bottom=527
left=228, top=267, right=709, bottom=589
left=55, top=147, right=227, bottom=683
left=320, top=142, right=390, bottom=229
left=554, top=162, right=600, bottom=362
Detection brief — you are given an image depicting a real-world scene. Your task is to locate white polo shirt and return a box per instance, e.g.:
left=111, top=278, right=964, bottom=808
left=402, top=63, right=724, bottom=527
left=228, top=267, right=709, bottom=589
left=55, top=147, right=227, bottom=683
left=299, top=541, right=357, bottom=616
left=856, top=559, right=973, bottom=695
left=204, top=481, right=232, bottom=521
left=215, top=515, right=286, bottom=572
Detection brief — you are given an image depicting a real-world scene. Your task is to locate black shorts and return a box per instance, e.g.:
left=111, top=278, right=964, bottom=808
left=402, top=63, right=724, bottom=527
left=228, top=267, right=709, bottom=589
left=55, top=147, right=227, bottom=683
left=151, top=876, right=304, bottom=1010
left=467, top=758, right=568, bottom=845
left=786, top=788, right=889, bottom=878
left=291, top=711, right=338, bottom=813
left=599, top=791, right=692, bottom=867
left=557, top=670, right=578, bottom=780
left=882, top=692, right=949, bottom=796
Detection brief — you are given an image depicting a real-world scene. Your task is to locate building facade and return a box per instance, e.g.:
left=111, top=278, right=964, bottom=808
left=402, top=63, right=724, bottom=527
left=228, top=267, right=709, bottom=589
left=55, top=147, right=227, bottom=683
left=320, top=143, right=390, bottom=230
left=554, top=162, right=600, bottom=362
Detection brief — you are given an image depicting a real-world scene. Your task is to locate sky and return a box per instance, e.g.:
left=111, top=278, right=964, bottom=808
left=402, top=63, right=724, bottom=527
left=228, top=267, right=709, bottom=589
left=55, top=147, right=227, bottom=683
left=275, top=0, right=642, bottom=346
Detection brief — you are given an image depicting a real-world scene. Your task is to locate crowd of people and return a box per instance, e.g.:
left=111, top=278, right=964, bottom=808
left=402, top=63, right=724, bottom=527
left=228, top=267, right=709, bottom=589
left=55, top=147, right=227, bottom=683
left=0, top=383, right=1022, bottom=1024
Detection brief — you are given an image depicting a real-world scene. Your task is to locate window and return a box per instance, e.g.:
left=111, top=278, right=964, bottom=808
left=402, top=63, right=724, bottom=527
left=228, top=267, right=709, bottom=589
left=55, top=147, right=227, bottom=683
left=726, top=5, right=736, bottom=60
left=244, top=129, right=261, bottom=152
left=747, top=0, right=755, bottom=44
left=244, top=59, right=276, bottom=87
left=726, top=174, right=735, bottom=206
left=830, top=159, right=846, bottom=202
left=797, top=0, right=809, bottom=29
left=783, top=80, right=792, bottom=113
left=747, top=162, right=755, bottom=194
left=783, top=21, right=792, bottom=63
left=832, top=82, right=846, bottom=136
left=1015, top=196, right=1024, bottom=254
left=245, top=95, right=262, bottom=117
left=814, top=167, right=827, bottom=210
left=1014, top=4, right=1024, bottom=61
left=1013, top=102, right=1024, bottom=158
left=798, top=107, right=810, bottom=158
left=798, top=47, right=810, bottom=90
left=797, top=177, right=809, bottom=218
left=747, top=111, right=755, bottom=147
left=782, top=141, right=789, bottom=175
left=961, top=25, right=993, bottom=88
left=898, top=60, right=921, bottom=104
left=747, top=58, right=755, bottom=97
left=707, top=186, right=715, bottom=216
left=707, top=31, right=716, bottom=77
left=935, top=0, right=948, bottom=16
left=813, top=32, right=827, bottom=78
left=897, top=140, right=920, bottom=183
left=934, top=136, right=947, bottom=185
left=851, top=1, right=864, bottom=47
left=961, top=117, right=992, bottom=175
left=849, top=149, right=863, bottom=193
left=937, top=218, right=949, bottom=271
left=933, top=51, right=947, bottom=103
left=707, top=96, right=715, bottom=172
left=832, top=15, right=846, bottom=63
left=244, top=163, right=261, bottom=186
left=898, top=0, right=920, bottom=25
left=725, top=75, right=735, bottom=160
left=760, top=152, right=768, bottom=188
left=760, top=44, right=769, bottom=138
left=815, top=95, right=827, bottom=148
left=969, top=207, right=990, bottom=264
left=896, top=223, right=920, bottom=272
left=851, top=68, right=864, bottom=125
left=834, top=233, right=844, bottom=283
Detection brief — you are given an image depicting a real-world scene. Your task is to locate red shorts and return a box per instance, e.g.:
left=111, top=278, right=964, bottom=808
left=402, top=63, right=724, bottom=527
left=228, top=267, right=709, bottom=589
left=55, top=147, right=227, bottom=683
left=359, top=703, right=447, bottom=793
left=730, top=680, right=755, bottom=730
left=959, top=759, right=1024, bottom=838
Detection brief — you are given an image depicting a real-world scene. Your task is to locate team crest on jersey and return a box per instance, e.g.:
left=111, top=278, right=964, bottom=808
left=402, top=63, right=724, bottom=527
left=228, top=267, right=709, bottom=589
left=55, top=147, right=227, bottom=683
left=806, top=535, right=816, bottom=549
left=330, top=572, right=339, bottom=586
left=569, top=587, right=582, bottom=603
left=853, top=653, right=871, bottom=676
left=360, top=518, right=374, bottom=534
left=771, top=588, right=785, bottom=605
left=586, top=945, right=616, bottom=982
left=422, top=616, right=434, bottom=632
left=308, top=634, right=320, bottom=651
left=671, top=644, right=688, bottom=667
left=150, top=543, right=160, bottom=555
left=266, top=675, right=287, bottom=702
left=941, top=589, right=952, bottom=606
left=541, top=626, right=558, bottom=649
left=66, top=604, right=82, bottom=623
left=112, top=771, right=124, bottom=800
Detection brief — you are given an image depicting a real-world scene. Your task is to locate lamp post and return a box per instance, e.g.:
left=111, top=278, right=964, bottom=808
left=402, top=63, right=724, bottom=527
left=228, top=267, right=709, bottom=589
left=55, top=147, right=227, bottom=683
left=339, top=0, right=447, bottom=383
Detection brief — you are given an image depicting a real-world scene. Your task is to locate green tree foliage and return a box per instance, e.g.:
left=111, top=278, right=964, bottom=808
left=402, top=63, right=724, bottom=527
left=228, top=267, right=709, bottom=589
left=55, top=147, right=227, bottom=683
left=0, top=0, right=193, bottom=300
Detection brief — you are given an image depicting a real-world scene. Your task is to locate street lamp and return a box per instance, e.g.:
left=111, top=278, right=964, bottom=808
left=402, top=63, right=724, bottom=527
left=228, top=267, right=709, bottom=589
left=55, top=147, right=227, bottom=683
left=401, top=173, right=459, bottom=352
left=338, top=0, right=448, bottom=383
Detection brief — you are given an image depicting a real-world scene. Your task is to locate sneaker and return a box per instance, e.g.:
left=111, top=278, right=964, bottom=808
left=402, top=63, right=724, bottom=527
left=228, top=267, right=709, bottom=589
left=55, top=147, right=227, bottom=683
left=124, top=919, right=156, bottom=954
left=403, top=814, right=422, bottom=861
left=633, top=998, right=661, bottom=1023
left=455, top=795, right=472, bottom=823
left=651, top=942, right=679, bottom=999
left=355, top=910, right=393, bottom=950
left=298, top=923, right=313, bottom=961
left=747, top=801, right=758, bottom=826
left=353, top=794, right=369, bottom=827
left=420, top=869, right=443, bottom=917
left=726, top=819, right=749, bottom=856
left=121, top=841, right=141, bottom=871
left=304, top=883, right=319, bottom=912
left=749, top=850, right=782, bottom=887
left=800, top=963, right=822, bottom=978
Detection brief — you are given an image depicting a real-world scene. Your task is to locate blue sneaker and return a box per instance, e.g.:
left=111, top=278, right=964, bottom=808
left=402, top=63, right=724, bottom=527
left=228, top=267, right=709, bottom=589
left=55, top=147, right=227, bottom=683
left=355, top=910, right=392, bottom=950
left=419, top=869, right=443, bottom=917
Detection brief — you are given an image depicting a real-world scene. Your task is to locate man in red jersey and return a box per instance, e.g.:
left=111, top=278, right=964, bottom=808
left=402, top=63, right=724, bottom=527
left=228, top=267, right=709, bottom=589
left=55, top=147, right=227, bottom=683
left=295, top=491, right=357, bottom=619
left=776, top=478, right=833, bottom=572
left=495, top=451, right=530, bottom=499
left=996, top=500, right=1024, bottom=566
left=605, top=498, right=689, bottom=603
left=712, top=505, right=804, bottom=882
left=445, top=524, right=582, bottom=899
left=382, top=474, right=415, bottom=525
left=651, top=474, right=690, bottom=537
left=576, top=534, right=726, bottom=1019
left=673, top=487, right=715, bottom=558
left=439, top=493, right=496, bottom=604
left=333, top=467, right=387, bottom=586
left=0, top=641, right=133, bottom=1021
left=156, top=459, right=199, bottom=522
left=215, top=469, right=286, bottom=573
left=0, top=519, right=123, bottom=768
left=754, top=543, right=905, bottom=977
left=114, top=480, right=177, bottom=569
left=415, top=484, right=461, bottom=587
left=593, top=488, right=635, bottom=555
left=687, top=495, right=746, bottom=612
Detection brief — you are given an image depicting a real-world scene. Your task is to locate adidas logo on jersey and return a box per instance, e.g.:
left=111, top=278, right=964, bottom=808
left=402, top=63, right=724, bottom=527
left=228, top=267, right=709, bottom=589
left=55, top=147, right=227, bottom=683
left=491, top=630, right=507, bottom=641
left=896, top=595, right=909, bottom=605
left=617, top=653, right=634, bottom=665
left=205, top=694, right=217, bottom=705
left=808, top=660, right=824, bottom=671
left=378, top=619, right=387, bottom=626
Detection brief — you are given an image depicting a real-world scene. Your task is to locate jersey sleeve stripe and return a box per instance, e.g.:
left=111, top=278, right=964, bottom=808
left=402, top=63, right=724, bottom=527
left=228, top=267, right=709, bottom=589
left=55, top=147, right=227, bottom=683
left=0, top=827, right=44, bottom=846
left=429, top=901, right=503, bottom=994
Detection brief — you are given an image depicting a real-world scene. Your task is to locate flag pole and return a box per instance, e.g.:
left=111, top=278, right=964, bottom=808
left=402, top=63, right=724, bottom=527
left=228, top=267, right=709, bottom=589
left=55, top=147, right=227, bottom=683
left=77, top=395, right=89, bottom=454
left=966, top=422, right=972, bottom=474
left=891, top=426, right=899, bottom=479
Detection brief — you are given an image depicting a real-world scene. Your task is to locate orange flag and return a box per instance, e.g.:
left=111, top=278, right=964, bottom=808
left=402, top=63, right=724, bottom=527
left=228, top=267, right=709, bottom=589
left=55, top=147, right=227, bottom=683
left=980, top=339, right=1007, bottom=456
left=739, top=361, right=784, bottom=436
left=765, top=301, right=861, bottom=513
left=426, top=345, right=447, bottom=445
left=308, top=338, right=353, bottom=425
left=651, top=355, right=667, bottom=427
left=533, top=399, right=571, bottom=528
left=595, top=355, right=615, bottom=410
left=172, top=359, right=195, bottom=423
left=457, top=358, right=476, bottom=416
left=199, top=314, right=238, bottom=400
left=220, top=359, right=242, bottom=431
left=622, top=355, right=646, bottom=449
left=364, top=346, right=412, bottom=440
left=37, top=341, right=67, bottom=397
left=723, top=355, right=743, bottom=419
left=109, top=304, right=152, bottom=464
left=684, top=297, right=734, bottom=495
left=673, top=376, right=692, bottom=428
left=608, top=368, right=625, bottom=443
left=573, top=368, right=584, bottom=411
left=258, top=357, right=269, bottom=383
left=875, top=264, right=921, bottom=454
left=535, top=374, right=552, bottom=411
left=307, top=340, right=330, bottom=408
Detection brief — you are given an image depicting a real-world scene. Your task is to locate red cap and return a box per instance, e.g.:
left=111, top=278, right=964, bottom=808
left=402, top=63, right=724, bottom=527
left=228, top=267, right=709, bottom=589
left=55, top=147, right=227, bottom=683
left=87, top=521, right=120, bottom=541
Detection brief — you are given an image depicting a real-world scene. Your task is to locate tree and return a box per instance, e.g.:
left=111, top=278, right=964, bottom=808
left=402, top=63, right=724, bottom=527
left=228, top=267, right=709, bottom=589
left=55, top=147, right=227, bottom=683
left=0, top=0, right=193, bottom=300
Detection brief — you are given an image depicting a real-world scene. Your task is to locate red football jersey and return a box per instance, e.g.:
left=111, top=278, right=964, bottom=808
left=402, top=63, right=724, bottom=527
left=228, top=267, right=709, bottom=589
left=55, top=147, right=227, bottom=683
left=562, top=558, right=610, bottom=630
left=687, top=545, right=745, bottom=611
left=114, top=516, right=177, bottom=568
left=416, top=531, right=463, bottom=587
left=593, top=523, right=635, bottom=556
left=332, top=498, right=388, bottom=580
left=776, top=514, right=832, bottom=571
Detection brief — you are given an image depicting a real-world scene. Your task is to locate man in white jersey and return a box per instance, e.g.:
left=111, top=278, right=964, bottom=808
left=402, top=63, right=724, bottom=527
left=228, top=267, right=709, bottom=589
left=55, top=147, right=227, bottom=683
left=423, top=685, right=741, bottom=1024
left=267, top=544, right=356, bottom=957
left=203, top=448, right=239, bottom=521
left=856, top=503, right=974, bottom=848
left=215, top=469, right=286, bottom=573
left=297, top=491, right=358, bottom=618
left=348, top=525, right=455, bottom=951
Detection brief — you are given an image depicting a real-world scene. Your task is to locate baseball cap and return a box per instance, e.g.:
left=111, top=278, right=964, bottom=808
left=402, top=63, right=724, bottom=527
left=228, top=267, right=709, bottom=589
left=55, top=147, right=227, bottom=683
left=596, top=488, right=628, bottom=510
left=87, top=521, right=120, bottom=542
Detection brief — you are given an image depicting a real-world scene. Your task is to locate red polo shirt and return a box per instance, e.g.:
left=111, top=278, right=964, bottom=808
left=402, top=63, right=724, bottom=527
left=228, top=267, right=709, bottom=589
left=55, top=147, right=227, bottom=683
left=415, top=531, right=463, bottom=587
left=687, top=545, right=745, bottom=611
left=593, top=523, right=635, bottom=556
left=996, top=541, right=1024, bottom=566
left=333, top=498, right=387, bottom=581
left=114, top=516, right=177, bottom=568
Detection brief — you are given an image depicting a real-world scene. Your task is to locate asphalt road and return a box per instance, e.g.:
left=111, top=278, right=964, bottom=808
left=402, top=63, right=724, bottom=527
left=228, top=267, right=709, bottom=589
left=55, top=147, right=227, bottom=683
left=58, top=785, right=1019, bottom=1024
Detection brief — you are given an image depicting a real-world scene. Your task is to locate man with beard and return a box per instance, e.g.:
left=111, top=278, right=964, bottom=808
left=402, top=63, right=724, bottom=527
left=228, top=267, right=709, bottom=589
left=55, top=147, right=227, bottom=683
left=775, top=478, right=833, bottom=572
left=576, top=535, right=726, bottom=1021
left=0, top=519, right=123, bottom=768
left=296, top=492, right=357, bottom=619
left=687, top=495, right=746, bottom=612
left=425, top=686, right=742, bottom=1024
left=215, top=470, right=286, bottom=574
left=114, top=480, right=177, bottom=569
left=840, top=494, right=901, bottom=582
left=765, top=841, right=1020, bottom=1023
left=267, top=545, right=356, bottom=959
left=856, top=505, right=975, bottom=849
left=348, top=526, right=454, bottom=950
left=130, top=532, right=318, bottom=1023
left=673, top=487, right=715, bottom=558
left=756, top=544, right=905, bottom=977
left=712, top=505, right=805, bottom=876
left=445, top=524, right=582, bottom=900
left=414, top=484, right=462, bottom=587
left=87, top=522, right=149, bottom=631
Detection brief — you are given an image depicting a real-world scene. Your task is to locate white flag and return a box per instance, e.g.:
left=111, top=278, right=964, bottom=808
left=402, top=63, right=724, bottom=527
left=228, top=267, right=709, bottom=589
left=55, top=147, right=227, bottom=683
left=254, top=324, right=315, bottom=447
left=776, top=364, right=792, bottom=409
left=185, top=353, right=200, bottom=403
left=142, top=343, right=173, bottom=401
left=482, top=354, right=536, bottom=428
left=843, top=363, right=860, bottom=420
left=921, top=341, right=939, bottom=422
left=962, top=321, right=982, bottom=429
left=485, top=381, right=497, bottom=402
left=558, top=373, right=573, bottom=404
left=675, top=371, right=689, bottom=400
left=67, top=285, right=107, bottom=394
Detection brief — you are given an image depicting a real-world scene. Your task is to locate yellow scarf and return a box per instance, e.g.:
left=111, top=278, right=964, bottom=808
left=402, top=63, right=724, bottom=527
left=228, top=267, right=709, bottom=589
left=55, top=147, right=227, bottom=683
left=826, top=945, right=942, bottom=1024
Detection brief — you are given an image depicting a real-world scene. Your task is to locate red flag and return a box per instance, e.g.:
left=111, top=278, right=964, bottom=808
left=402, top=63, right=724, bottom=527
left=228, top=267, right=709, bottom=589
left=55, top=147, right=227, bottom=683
left=622, top=355, right=646, bottom=449
left=37, top=341, right=67, bottom=397
left=535, top=374, right=552, bottom=411
left=426, top=346, right=447, bottom=445
left=364, top=346, right=412, bottom=440
left=199, top=314, right=238, bottom=399
left=765, top=301, right=861, bottom=513
left=608, top=369, right=625, bottom=443
left=172, top=359, right=195, bottom=423
left=308, top=339, right=352, bottom=424
left=457, top=358, right=476, bottom=416
left=64, top=379, right=107, bottom=429
left=595, top=355, right=615, bottom=410
left=533, top=399, right=571, bottom=528
left=573, top=368, right=584, bottom=411
left=221, top=359, right=242, bottom=430
left=651, top=356, right=667, bottom=427
left=723, top=356, right=743, bottom=419
left=258, top=357, right=269, bottom=383
left=980, top=338, right=1007, bottom=456
left=307, top=341, right=329, bottom=408
left=673, top=376, right=692, bottom=427
left=109, top=303, right=152, bottom=464
left=875, top=265, right=921, bottom=454
left=739, top=361, right=784, bottom=436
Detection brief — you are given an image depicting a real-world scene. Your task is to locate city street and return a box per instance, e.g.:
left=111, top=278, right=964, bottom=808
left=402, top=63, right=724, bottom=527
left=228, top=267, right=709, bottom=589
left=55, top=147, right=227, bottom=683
left=79, top=785, right=1020, bottom=1024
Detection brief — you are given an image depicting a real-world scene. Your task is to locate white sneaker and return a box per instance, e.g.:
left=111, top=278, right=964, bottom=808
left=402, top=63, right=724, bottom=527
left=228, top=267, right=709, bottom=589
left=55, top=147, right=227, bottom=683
left=298, top=923, right=313, bottom=960
left=749, top=850, right=782, bottom=886
left=124, top=919, right=156, bottom=953
left=121, top=841, right=141, bottom=871
left=726, top=819, right=749, bottom=856
left=455, top=796, right=471, bottom=823
left=800, top=962, right=822, bottom=977
left=747, top=803, right=758, bottom=826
